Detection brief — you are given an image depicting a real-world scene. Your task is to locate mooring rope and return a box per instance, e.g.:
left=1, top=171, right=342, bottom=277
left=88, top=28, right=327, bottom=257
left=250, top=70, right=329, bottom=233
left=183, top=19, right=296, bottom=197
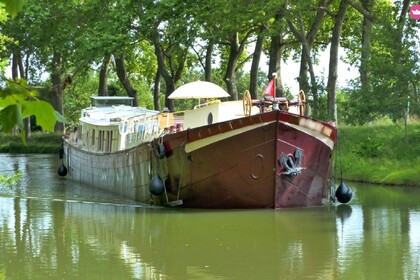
left=331, top=127, right=345, bottom=202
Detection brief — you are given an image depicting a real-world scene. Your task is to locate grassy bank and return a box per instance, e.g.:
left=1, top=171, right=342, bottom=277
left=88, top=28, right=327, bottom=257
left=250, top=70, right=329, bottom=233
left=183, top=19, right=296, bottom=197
left=337, top=120, right=420, bottom=186
left=0, top=133, right=63, bottom=154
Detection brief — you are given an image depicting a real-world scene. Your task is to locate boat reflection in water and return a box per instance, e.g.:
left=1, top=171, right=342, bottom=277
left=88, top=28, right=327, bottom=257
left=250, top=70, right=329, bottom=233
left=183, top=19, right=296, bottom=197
left=0, top=196, right=338, bottom=279
left=1, top=185, right=419, bottom=279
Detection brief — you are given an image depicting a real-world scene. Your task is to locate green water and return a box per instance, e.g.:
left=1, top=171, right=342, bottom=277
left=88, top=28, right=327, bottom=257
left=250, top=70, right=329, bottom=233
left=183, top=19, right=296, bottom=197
left=0, top=154, right=419, bottom=280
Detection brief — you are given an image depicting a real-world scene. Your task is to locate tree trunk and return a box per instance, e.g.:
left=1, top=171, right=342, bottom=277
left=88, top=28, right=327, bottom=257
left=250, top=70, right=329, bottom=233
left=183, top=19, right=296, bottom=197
left=224, top=31, right=249, bottom=101
left=51, top=52, right=65, bottom=134
left=12, top=51, right=19, bottom=80
left=154, top=42, right=176, bottom=111
left=98, top=54, right=111, bottom=96
left=12, top=51, right=31, bottom=139
left=11, top=50, right=25, bottom=79
left=164, top=80, right=176, bottom=111
left=326, top=0, right=348, bottom=121
left=359, top=0, right=373, bottom=94
left=298, top=47, right=310, bottom=95
left=249, top=26, right=265, bottom=99
left=396, top=0, right=411, bottom=140
left=204, top=40, right=214, bottom=82
left=17, top=51, right=24, bottom=79
left=24, top=52, right=29, bottom=80
left=153, top=67, right=161, bottom=111
left=114, top=53, right=138, bottom=106
left=287, top=2, right=328, bottom=115
left=268, top=34, right=285, bottom=97
left=224, top=33, right=240, bottom=101
left=268, top=6, right=288, bottom=98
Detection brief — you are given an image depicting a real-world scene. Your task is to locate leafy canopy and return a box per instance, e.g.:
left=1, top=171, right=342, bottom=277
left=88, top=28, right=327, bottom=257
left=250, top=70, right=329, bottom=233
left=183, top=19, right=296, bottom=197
left=0, top=79, right=66, bottom=142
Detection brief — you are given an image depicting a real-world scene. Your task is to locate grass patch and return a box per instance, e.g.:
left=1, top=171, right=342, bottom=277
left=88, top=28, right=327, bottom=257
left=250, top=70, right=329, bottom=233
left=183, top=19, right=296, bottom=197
left=338, top=120, right=420, bottom=186
left=0, top=132, right=63, bottom=153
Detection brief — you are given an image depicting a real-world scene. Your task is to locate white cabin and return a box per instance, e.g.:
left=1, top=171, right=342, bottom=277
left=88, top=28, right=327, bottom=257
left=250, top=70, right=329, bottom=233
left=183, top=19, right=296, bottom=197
left=69, top=97, right=162, bottom=153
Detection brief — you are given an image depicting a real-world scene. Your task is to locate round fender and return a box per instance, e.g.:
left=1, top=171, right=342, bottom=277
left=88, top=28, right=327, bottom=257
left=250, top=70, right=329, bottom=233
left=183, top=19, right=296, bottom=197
left=149, top=175, right=165, bottom=196
left=335, top=181, right=353, bottom=204
left=58, top=162, right=68, bottom=177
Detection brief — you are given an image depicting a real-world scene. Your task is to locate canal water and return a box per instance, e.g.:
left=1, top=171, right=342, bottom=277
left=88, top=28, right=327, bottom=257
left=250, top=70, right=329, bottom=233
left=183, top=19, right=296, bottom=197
left=0, top=154, right=419, bottom=280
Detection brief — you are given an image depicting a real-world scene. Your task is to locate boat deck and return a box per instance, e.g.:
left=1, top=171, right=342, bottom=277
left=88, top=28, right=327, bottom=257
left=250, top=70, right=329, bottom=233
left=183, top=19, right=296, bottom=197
left=176, top=100, right=257, bottom=130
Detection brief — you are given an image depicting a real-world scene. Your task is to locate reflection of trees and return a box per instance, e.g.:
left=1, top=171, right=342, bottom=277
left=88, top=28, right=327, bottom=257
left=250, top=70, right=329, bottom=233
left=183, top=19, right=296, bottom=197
left=0, top=199, right=341, bottom=280
left=2, top=183, right=419, bottom=279
left=0, top=198, right=145, bottom=279
left=9, top=198, right=58, bottom=279
left=408, top=213, right=420, bottom=277
left=361, top=186, right=411, bottom=279
left=335, top=185, right=419, bottom=279
left=13, top=197, right=25, bottom=278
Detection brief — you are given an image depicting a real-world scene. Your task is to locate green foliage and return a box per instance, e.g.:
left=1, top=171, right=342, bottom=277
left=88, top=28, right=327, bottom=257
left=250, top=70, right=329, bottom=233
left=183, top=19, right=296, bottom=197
left=0, top=171, right=22, bottom=189
left=0, top=0, right=418, bottom=132
left=62, top=74, right=97, bottom=128
left=341, top=0, right=419, bottom=125
left=355, top=137, right=383, bottom=158
left=0, top=5, right=16, bottom=59
left=61, top=70, right=156, bottom=128
left=0, top=79, right=65, bottom=141
left=0, top=0, right=24, bottom=18
left=338, top=121, right=420, bottom=186
left=0, top=132, right=62, bottom=153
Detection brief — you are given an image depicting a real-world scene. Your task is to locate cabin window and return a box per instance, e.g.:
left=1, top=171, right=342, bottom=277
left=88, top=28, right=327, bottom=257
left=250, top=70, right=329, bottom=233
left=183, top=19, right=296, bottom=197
left=98, top=130, right=102, bottom=151
left=98, top=130, right=105, bottom=151
left=106, top=131, right=112, bottom=152
left=91, top=129, right=95, bottom=146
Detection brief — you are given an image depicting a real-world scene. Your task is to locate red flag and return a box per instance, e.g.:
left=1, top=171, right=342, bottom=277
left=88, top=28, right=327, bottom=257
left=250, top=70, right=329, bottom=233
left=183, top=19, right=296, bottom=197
left=263, top=79, right=275, bottom=97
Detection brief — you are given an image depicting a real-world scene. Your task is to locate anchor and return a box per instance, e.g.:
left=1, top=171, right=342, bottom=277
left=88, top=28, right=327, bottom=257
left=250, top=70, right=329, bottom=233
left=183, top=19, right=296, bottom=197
left=279, top=149, right=305, bottom=176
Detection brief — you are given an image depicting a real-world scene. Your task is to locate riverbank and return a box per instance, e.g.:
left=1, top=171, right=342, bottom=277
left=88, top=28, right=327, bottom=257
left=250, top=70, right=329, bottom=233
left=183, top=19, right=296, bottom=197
left=337, top=120, right=420, bottom=187
left=1, top=121, right=419, bottom=186
left=0, top=133, right=63, bottom=154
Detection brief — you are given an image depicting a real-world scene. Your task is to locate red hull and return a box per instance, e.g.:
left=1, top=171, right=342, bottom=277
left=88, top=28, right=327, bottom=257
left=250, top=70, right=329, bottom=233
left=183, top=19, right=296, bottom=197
left=157, top=111, right=337, bottom=209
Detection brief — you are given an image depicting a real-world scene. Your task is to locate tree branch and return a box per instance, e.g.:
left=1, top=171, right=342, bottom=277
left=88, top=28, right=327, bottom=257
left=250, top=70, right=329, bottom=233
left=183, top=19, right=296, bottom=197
left=346, top=0, right=374, bottom=21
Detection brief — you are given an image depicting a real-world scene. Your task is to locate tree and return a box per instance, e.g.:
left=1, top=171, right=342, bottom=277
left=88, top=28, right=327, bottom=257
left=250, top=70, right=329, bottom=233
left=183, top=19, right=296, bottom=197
left=267, top=5, right=288, bottom=98
left=1, top=0, right=418, bottom=129
left=326, top=0, right=348, bottom=121
left=98, top=54, right=111, bottom=96
left=286, top=0, right=331, bottom=115
left=353, top=0, right=374, bottom=95
left=0, top=79, right=65, bottom=141
left=0, top=0, right=65, bottom=139
left=342, top=0, right=419, bottom=126
left=137, top=0, right=197, bottom=111
left=219, top=1, right=272, bottom=100
left=4, top=0, right=83, bottom=133
left=0, top=0, right=25, bottom=18
left=249, top=26, right=266, bottom=99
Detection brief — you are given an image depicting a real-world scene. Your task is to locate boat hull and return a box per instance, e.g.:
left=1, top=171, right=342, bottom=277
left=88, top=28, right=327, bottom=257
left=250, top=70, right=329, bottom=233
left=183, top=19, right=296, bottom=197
left=63, top=142, right=154, bottom=203
left=159, top=111, right=336, bottom=208
left=63, top=110, right=336, bottom=209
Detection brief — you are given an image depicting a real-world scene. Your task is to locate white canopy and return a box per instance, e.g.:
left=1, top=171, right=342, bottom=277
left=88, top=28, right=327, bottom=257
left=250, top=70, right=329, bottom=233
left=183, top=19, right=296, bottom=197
left=168, top=81, right=230, bottom=99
